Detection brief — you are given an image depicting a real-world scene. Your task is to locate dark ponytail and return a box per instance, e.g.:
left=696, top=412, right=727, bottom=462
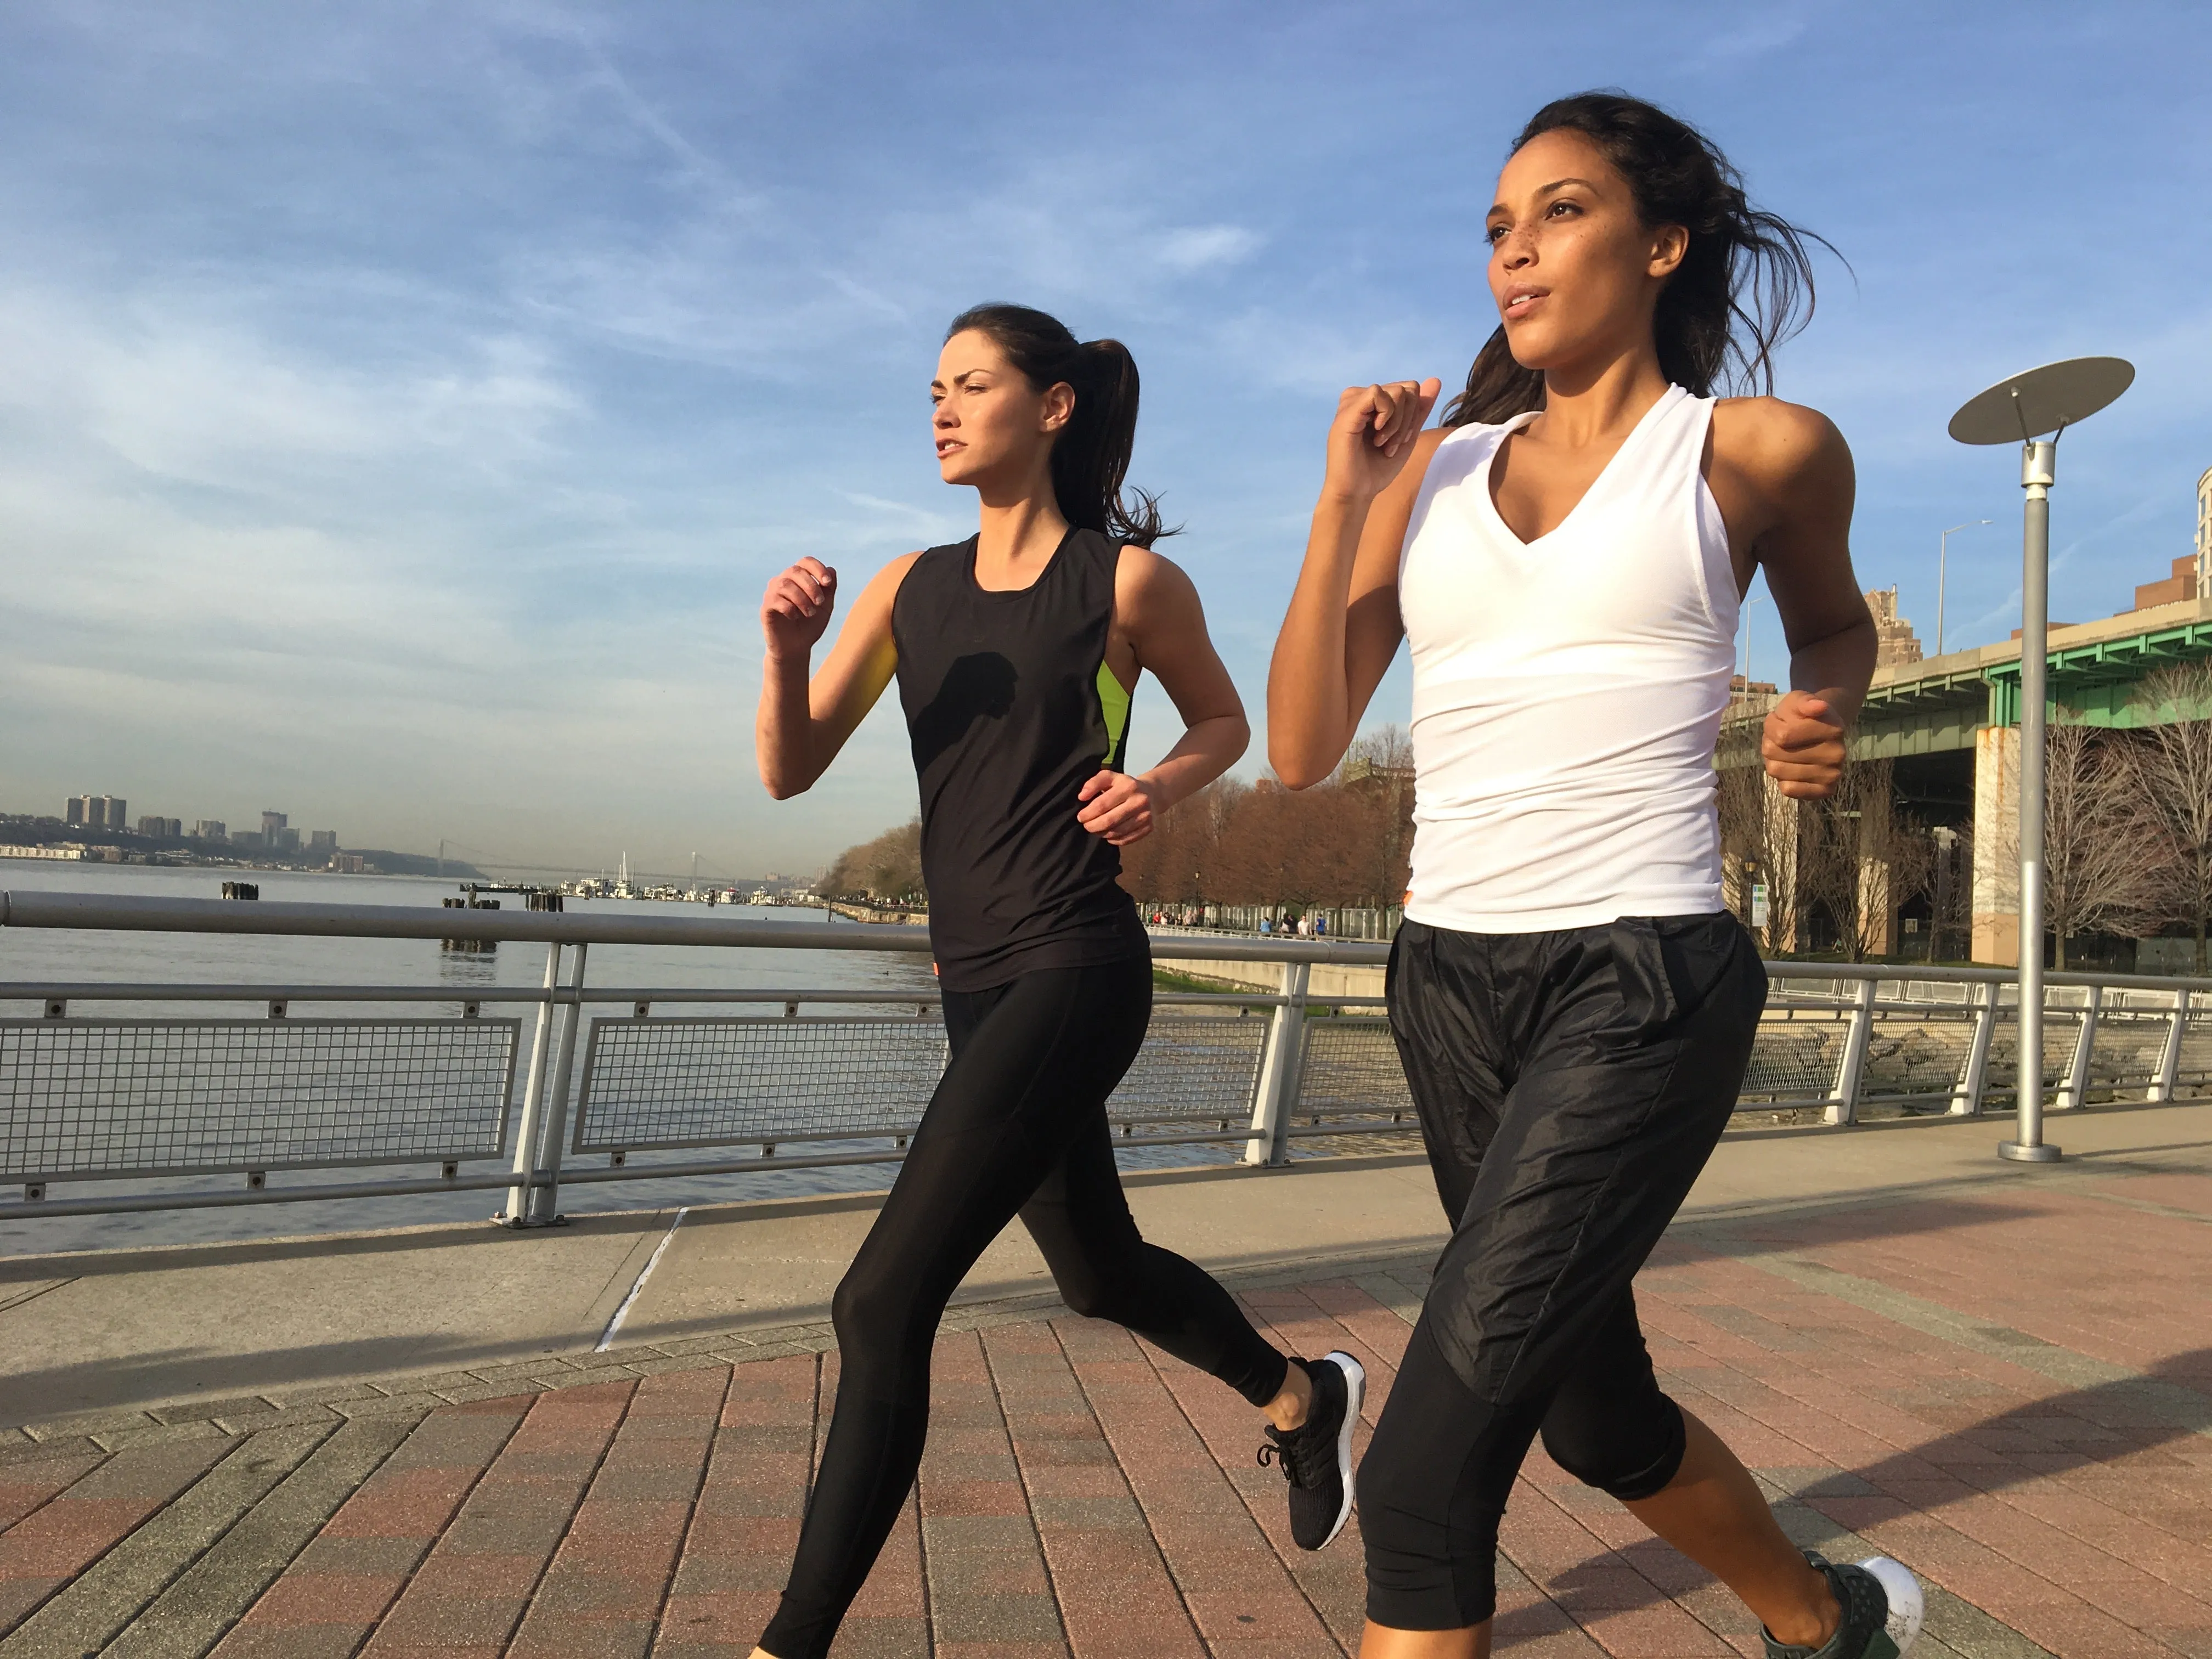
left=1444, top=90, right=1836, bottom=428
left=945, top=302, right=1175, bottom=545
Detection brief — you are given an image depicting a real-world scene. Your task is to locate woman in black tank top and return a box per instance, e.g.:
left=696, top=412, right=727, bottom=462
left=746, top=305, right=1365, bottom=1659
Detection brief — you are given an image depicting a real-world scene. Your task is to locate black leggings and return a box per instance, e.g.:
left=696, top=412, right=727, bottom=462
left=1357, top=915, right=1768, bottom=1631
left=759, top=956, right=1288, bottom=1659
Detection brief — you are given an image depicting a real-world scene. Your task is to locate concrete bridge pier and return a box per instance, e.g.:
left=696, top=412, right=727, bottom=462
left=1973, top=724, right=2023, bottom=966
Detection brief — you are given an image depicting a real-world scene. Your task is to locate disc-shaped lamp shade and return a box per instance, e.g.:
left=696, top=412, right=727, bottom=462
left=1949, top=357, right=2135, bottom=445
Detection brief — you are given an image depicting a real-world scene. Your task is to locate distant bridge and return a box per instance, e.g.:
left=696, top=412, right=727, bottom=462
left=1720, top=594, right=2212, bottom=967
left=1723, top=595, right=2212, bottom=763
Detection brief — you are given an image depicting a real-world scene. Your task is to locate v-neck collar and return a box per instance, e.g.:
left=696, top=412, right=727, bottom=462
left=1478, top=384, right=1684, bottom=550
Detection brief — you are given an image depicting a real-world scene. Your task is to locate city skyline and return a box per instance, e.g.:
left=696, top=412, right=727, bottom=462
left=2, top=3, right=2206, bottom=871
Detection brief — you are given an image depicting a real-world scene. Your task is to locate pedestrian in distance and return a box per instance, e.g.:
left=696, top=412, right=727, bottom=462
left=1267, top=92, right=1919, bottom=1659
left=750, top=302, right=1364, bottom=1659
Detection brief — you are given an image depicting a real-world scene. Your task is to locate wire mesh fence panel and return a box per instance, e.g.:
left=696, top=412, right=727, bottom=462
left=2085, top=1013, right=2179, bottom=1099
left=1111, top=1009, right=1268, bottom=1130
left=0, top=1018, right=520, bottom=1179
left=1296, top=1017, right=1414, bottom=1126
left=1977, top=1012, right=2092, bottom=1102
left=574, top=1017, right=949, bottom=1152
left=1859, top=1014, right=1976, bottom=1113
left=2172, top=1014, right=2212, bottom=1099
left=1742, top=1018, right=1845, bottom=1104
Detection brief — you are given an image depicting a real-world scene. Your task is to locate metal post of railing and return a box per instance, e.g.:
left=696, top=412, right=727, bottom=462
left=1825, top=975, right=1877, bottom=1126
left=2055, top=984, right=2101, bottom=1111
left=1953, top=978, right=1997, bottom=1115
left=500, top=941, right=563, bottom=1226
left=1245, top=958, right=1310, bottom=1167
left=522, top=943, right=589, bottom=1226
left=2149, top=987, right=2188, bottom=1102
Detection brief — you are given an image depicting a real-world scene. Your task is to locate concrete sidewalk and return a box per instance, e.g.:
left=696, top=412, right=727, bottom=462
left=5, top=1106, right=2204, bottom=1434
left=2, top=1103, right=2209, bottom=1656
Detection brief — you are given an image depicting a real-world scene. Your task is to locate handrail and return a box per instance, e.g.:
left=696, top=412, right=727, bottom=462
left=0, top=983, right=1294, bottom=1009
left=1760, top=957, right=2212, bottom=992
left=13, top=889, right=2212, bottom=987
left=0, top=890, right=1393, bottom=966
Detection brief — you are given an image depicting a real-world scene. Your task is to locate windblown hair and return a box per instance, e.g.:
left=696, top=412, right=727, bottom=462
left=1444, top=91, right=1836, bottom=428
left=945, top=302, right=1175, bottom=545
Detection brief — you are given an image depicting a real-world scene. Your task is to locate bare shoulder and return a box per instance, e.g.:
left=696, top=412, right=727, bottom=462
left=1114, top=540, right=1200, bottom=600
left=856, top=549, right=926, bottom=607
left=1397, top=425, right=1452, bottom=488
left=1711, top=396, right=1852, bottom=495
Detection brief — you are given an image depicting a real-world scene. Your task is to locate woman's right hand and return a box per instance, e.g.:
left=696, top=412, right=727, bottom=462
left=1322, top=379, right=1440, bottom=506
left=761, top=557, right=837, bottom=659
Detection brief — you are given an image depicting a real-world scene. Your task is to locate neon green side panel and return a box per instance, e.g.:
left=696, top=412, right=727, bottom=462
left=1097, top=662, right=1133, bottom=770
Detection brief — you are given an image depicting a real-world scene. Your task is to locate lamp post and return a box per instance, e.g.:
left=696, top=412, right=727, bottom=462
left=1739, top=589, right=1767, bottom=686
left=1949, top=357, right=2134, bottom=1164
left=1936, top=520, right=1991, bottom=657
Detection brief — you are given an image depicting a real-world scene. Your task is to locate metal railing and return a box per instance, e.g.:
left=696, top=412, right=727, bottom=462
left=1741, top=961, right=2212, bottom=1124
left=4, top=889, right=2209, bottom=1225
left=0, top=891, right=1404, bottom=1223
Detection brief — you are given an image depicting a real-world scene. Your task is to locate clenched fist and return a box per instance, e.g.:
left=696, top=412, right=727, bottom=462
left=1762, top=691, right=1847, bottom=799
left=1322, top=378, right=1441, bottom=505
left=761, top=558, right=837, bottom=659
left=1076, top=770, right=1161, bottom=846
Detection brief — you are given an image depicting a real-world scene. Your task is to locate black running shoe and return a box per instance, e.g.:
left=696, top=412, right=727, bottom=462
left=1257, top=1351, right=1365, bottom=1550
left=1762, top=1551, right=1925, bottom=1659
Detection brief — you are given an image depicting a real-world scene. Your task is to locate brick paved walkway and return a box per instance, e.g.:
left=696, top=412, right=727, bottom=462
left=3, top=1171, right=2209, bottom=1657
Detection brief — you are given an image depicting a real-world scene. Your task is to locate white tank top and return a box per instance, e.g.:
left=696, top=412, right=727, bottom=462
left=1397, top=383, right=1738, bottom=934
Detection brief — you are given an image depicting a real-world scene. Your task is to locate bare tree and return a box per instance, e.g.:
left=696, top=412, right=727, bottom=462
left=1928, top=822, right=1973, bottom=963
left=2128, top=662, right=2212, bottom=970
left=1714, top=740, right=1766, bottom=912
left=1715, top=733, right=1801, bottom=951
left=1884, top=812, right=1939, bottom=957
left=1795, top=758, right=1921, bottom=961
left=1342, top=723, right=1416, bottom=902
left=2039, top=724, right=2155, bottom=968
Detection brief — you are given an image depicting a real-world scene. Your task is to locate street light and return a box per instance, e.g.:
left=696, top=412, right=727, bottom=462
left=1739, top=589, right=1767, bottom=686
left=1936, top=520, right=1991, bottom=657
left=1949, top=356, right=2135, bottom=1164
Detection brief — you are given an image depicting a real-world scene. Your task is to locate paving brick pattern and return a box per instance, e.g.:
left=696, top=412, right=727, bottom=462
left=4, top=1177, right=2210, bottom=1657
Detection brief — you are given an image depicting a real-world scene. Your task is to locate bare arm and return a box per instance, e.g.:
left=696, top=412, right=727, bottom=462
left=1267, top=380, right=1441, bottom=788
left=755, top=552, right=917, bottom=798
left=1714, top=399, right=1876, bottom=801
left=1074, top=549, right=1248, bottom=847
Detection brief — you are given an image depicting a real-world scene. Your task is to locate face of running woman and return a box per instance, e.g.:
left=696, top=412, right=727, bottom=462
left=1485, top=128, right=1689, bottom=375
left=931, top=330, right=1075, bottom=494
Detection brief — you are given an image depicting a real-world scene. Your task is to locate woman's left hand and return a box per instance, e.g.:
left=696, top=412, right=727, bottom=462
left=1076, top=770, right=1161, bottom=845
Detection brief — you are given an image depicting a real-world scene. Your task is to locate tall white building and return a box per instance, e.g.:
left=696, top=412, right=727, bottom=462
left=2198, top=465, right=2211, bottom=599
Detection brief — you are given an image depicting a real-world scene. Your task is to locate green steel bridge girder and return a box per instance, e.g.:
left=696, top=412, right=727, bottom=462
left=1716, top=617, right=2212, bottom=765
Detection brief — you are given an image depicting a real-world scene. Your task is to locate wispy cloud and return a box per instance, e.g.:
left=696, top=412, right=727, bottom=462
left=1, top=0, right=2207, bottom=871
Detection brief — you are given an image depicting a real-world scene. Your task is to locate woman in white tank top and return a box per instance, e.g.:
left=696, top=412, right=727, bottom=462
left=1268, top=94, right=1908, bottom=1659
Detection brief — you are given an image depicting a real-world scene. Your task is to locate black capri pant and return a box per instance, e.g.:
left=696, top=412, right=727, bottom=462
left=759, top=956, right=1288, bottom=1659
left=1358, top=912, right=1768, bottom=1631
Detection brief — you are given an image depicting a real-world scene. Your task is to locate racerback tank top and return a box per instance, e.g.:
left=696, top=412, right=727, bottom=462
left=891, top=526, right=1149, bottom=991
left=1396, top=383, right=1739, bottom=933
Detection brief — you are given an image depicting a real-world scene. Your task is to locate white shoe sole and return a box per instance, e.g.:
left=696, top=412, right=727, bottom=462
left=1855, top=1556, right=1924, bottom=1657
left=1316, top=1350, right=1365, bottom=1549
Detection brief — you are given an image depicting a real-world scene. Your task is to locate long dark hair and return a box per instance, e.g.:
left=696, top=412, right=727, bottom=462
left=945, top=302, right=1173, bottom=545
left=1444, top=91, right=1835, bottom=428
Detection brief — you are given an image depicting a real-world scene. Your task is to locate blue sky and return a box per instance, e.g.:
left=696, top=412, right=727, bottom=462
left=2, top=1, right=2205, bottom=876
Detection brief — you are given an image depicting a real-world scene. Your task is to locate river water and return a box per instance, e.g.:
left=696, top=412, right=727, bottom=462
left=0, top=862, right=1265, bottom=1255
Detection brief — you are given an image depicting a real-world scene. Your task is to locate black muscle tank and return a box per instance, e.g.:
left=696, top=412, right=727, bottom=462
left=890, top=526, right=1148, bottom=991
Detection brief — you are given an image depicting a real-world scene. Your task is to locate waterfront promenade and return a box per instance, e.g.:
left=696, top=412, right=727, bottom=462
left=2, top=1103, right=2209, bottom=1658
